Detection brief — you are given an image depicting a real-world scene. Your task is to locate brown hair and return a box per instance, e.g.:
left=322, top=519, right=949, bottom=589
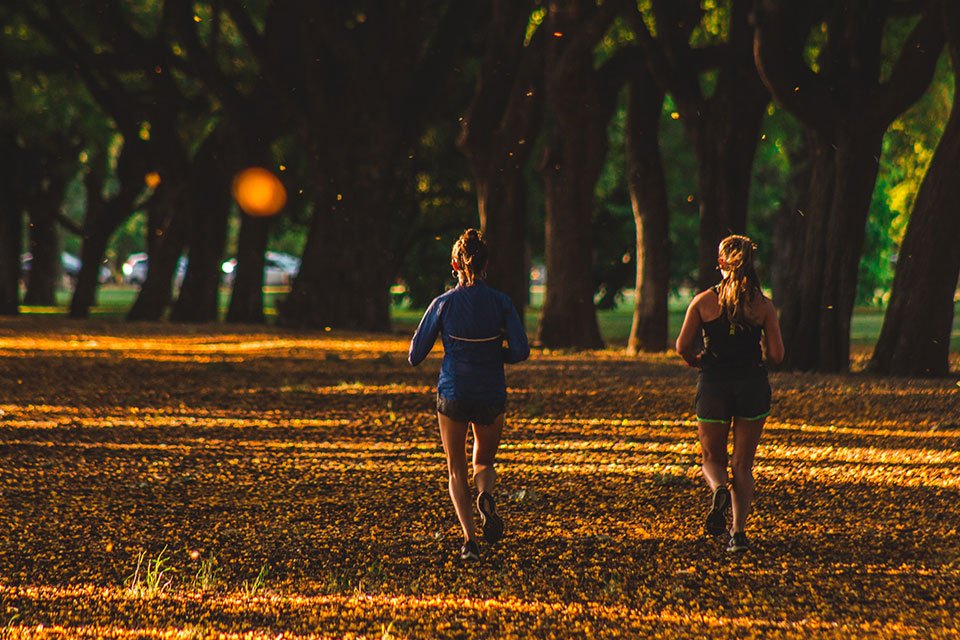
left=717, top=234, right=763, bottom=328
left=451, top=228, right=488, bottom=286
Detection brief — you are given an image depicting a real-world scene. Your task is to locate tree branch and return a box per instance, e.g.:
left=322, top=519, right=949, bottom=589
left=752, top=0, right=838, bottom=137
left=459, top=0, right=537, bottom=159
left=866, top=3, right=945, bottom=130
left=56, top=212, right=83, bottom=236
left=553, top=0, right=622, bottom=82
left=621, top=0, right=702, bottom=116
left=402, top=0, right=489, bottom=140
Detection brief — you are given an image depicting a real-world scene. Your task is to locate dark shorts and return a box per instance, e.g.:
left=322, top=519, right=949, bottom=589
left=696, top=375, right=771, bottom=423
left=437, top=394, right=505, bottom=425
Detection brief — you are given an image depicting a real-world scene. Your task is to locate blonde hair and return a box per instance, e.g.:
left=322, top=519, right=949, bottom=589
left=717, top=234, right=762, bottom=328
left=451, top=228, right=488, bottom=286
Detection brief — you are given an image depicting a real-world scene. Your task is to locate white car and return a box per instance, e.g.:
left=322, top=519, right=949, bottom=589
left=221, top=251, right=300, bottom=287
left=21, top=252, right=112, bottom=285
left=122, top=254, right=188, bottom=288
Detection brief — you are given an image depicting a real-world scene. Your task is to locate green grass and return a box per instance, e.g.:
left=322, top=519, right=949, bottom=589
left=21, top=286, right=960, bottom=351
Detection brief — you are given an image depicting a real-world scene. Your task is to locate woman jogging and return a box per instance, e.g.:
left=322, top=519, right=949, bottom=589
left=409, top=229, right=530, bottom=561
left=676, top=235, right=784, bottom=552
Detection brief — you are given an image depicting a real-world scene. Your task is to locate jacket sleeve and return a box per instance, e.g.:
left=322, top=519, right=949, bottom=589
left=408, top=297, right=442, bottom=366
left=502, top=298, right=530, bottom=364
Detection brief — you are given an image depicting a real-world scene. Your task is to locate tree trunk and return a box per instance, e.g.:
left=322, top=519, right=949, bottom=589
left=23, top=175, right=68, bottom=306
left=478, top=176, right=532, bottom=313
left=170, top=135, right=233, bottom=323
left=777, top=138, right=836, bottom=370
left=71, top=140, right=150, bottom=318
left=127, top=187, right=189, bottom=321
left=71, top=226, right=111, bottom=317
left=871, top=9, right=960, bottom=376
left=771, top=131, right=813, bottom=306
left=692, top=72, right=769, bottom=290
left=226, top=214, right=270, bottom=324
left=537, top=0, right=620, bottom=349
left=817, top=130, right=885, bottom=372
left=754, top=0, right=944, bottom=372
left=0, top=132, right=22, bottom=315
left=279, top=154, right=395, bottom=331
left=625, top=67, right=670, bottom=353
left=538, top=131, right=605, bottom=349
left=459, top=1, right=544, bottom=316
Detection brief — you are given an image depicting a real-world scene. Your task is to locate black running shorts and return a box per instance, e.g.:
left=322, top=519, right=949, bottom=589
left=696, top=375, right=771, bottom=423
left=437, top=394, right=505, bottom=425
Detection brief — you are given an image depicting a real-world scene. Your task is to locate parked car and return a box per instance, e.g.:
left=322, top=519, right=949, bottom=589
left=221, top=251, right=300, bottom=287
left=121, top=253, right=148, bottom=285
left=21, top=252, right=112, bottom=285
left=122, top=253, right=188, bottom=288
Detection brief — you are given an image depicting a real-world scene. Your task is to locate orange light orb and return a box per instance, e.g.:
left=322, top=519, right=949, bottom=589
left=144, top=172, right=162, bottom=189
left=232, top=167, right=287, bottom=217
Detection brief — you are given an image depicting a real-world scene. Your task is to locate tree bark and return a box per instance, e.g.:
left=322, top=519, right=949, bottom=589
left=226, top=215, right=269, bottom=324
left=280, top=150, right=395, bottom=331
left=170, top=132, right=233, bottom=323
left=459, top=1, right=545, bottom=316
left=126, top=185, right=189, bottom=321
left=537, top=0, right=622, bottom=349
left=0, top=132, right=22, bottom=315
left=771, top=130, right=813, bottom=306
left=625, top=60, right=670, bottom=354
left=23, top=167, right=69, bottom=306
left=754, top=0, right=944, bottom=371
left=624, top=0, right=770, bottom=290
left=272, top=1, right=481, bottom=331
left=70, top=140, right=149, bottom=318
left=871, top=4, right=960, bottom=376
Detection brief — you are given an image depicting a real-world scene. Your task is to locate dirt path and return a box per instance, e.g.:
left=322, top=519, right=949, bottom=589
left=0, top=319, right=958, bottom=638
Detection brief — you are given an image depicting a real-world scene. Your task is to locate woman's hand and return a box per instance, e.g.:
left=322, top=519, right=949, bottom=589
left=682, top=351, right=703, bottom=369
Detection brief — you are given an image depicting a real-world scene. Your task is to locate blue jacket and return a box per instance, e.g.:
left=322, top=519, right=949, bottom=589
left=408, top=281, right=529, bottom=404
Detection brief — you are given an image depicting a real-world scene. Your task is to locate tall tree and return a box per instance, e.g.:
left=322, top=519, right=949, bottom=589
left=537, top=0, right=625, bottom=349
left=624, top=50, right=671, bottom=353
left=754, top=0, right=945, bottom=371
left=71, top=139, right=151, bottom=317
left=22, top=137, right=77, bottom=306
left=247, top=1, right=482, bottom=331
left=870, top=3, right=960, bottom=377
left=458, top=1, right=545, bottom=317
left=0, top=64, right=23, bottom=315
left=624, top=0, right=770, bottom=290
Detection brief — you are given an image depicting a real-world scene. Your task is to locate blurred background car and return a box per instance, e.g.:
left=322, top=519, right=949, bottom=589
left=121, top=253, right=148, bottom=285
left=21, top=252, right=112, bottom=286
left=221, top=251, right=300, bottom=287
left=123, top=251, right=299, bottom=289
left=122, top=253, right=189, bottom=288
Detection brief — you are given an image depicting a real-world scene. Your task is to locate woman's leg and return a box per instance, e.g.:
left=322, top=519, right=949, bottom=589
left=729, top=417, right=765, bottom=533
left=472, top=413, right=504, bottom=494
left=438, top=412, right=475, bottom=542
left=697, top=420, right=731, bottom=491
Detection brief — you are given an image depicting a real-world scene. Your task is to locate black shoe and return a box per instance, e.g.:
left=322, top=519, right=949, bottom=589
left=460, top=539, right=480, bottom=561
left=727, top=531, right=749, bottom=553
left=477, top=491, right=504, bottom=544
left=705, top=486, right=731, bottom=536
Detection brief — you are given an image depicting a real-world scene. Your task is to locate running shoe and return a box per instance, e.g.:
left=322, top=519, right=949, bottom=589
left=477, top=491, right=504, bottom=544
left=727, top=531, right=749, bottom=553
left=705, top=485, right=731, bottom=536
left=460, top=539, right=480, bottom=561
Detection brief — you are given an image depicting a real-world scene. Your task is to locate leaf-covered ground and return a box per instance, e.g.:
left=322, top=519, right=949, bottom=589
left=0, top=318, right=958, bottom=639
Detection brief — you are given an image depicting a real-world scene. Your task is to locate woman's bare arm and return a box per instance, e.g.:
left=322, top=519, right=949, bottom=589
left=676, top=295, right=704, bottom=368
left=762, top=299, right=785, bottom=364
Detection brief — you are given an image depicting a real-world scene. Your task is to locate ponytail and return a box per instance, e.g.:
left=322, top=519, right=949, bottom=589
left=717, top=235, right=762, bottom=328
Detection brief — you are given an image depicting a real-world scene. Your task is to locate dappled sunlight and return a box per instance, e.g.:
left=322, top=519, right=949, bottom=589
left=0, top=322, right=958, bottom=637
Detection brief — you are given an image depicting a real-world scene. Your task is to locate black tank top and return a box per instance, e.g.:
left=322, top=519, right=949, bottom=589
left=700, top=288, right=765, bottom=380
